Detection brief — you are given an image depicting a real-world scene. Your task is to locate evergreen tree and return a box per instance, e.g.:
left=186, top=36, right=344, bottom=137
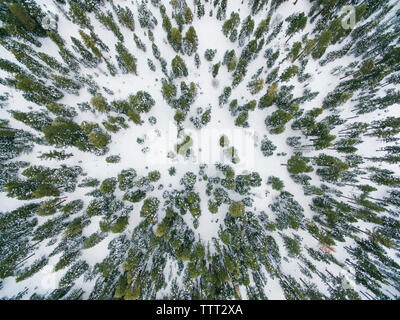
left=115, top=42, right=138, bottom=74
left=286, top=155, right=313, bottom=175
left=285, top=12, right=307, bottom=42
left=91, top=95, right=109, bottom=113
left=265, top=109, right=293, bottom=134
left=312, top=31, right=332, bottom=60
left=171, top=55, right=188, bottom=78
left=69, top=3, right=92, bottom=29
left=254, top=18, right=270, bottom=39
left=229, top=201, right=245, bottom=218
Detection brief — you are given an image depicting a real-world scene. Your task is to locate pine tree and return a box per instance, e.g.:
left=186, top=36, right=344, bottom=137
left=247, top=78, right=264, bottom=94
left=79, top=30, right=103, bottom=59
left=11, top=111, right=52, bottom=132
left=312, top=31, right=332, bottom=60
left=171, top=55, right=188, bottom=78
left=168, top=28, right=182, bottom=52
left=184, top=7, right=193, bottom=24
left=265, top=109, right=293, bottom=134
left=229, top=201, right=245, bottom=218
left=238, top=16, right=255, bottom=47
left=88, top=129, right=110, bottom=149
left=212, top=63, right=220, bottom=78
left=254, top=18, right=270, bottom=39
left=140, top=197, right=160, bottom=219
left=69, top=3, right=92, bottom=29
left=315, top=154, right=349, bottom=182
left=0, top=120, right=34, bottom=163
left=115, top=42, right=138, bottom=74
left=100, top=178, right=117, bottom=194
left=117, top=6, right=135, bottom=31
left=183, top=26, right=198, bottom=56
left=137, top=2, right=157, bottom=29
left=91, top=95, right=109, bottom=113
left=133, top=34, right=146, bottom=52
left=162, top=13, right=172, bottom=33
left=280, top=65, right=299, bottom=82
left=285, top=12, right=307, bottom=43
left=70, top=37, right=100, bottom=68
left=7, top=2, right=44, bottom=36
left=204, top=49, right=217, bottom=62
left=50, top=74, right=82, bottom=95
left=42, top=118, right=84, bottom=149
left=96, top=11, right=123, bottom=41
left=222, top=12, right=240, bottom=39
left=37, top=52, right=70, bottom=74
left=33, top=183, right=60, bottom=199
left=286, top=155, right=313, bottom=174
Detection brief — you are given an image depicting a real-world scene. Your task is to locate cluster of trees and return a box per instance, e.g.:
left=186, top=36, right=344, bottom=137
left=0, top=0, right=399, bottom=302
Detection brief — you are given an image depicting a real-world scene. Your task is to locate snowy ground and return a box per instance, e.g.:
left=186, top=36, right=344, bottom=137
left=0, top=0, right=399, bottom=300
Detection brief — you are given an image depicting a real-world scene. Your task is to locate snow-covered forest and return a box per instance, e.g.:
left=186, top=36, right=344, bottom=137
left=0, top=0, right=400, bottom=300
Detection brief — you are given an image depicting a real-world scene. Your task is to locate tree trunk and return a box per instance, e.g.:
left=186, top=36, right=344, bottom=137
left=15, top=253, right=35, bottom=268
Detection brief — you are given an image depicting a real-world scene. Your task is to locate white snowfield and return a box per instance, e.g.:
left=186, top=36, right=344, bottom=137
left=0, top=0, right=399, bottom=300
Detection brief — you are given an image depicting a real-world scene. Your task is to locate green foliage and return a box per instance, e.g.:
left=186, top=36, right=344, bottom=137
left=229, top=201, right=245, bottom=218
left=0, top=0, right=398, bottom=302
left=183, top=26, right=198, bottom=56
left=46, top=103, right=77, bottom=118
left=148, top=170, right=161, bottom=182
left=184, top=7, right=193, bottom=24
left=168, top=28, right=182, bottom=52
left=58, top=260, right=89, bottom=288
left=219, top=135, right=229, bottom=147
left=171, top=55, right=188, bottom=78
left=283, top=235, right=302, bottom=258
left=280, top=65, right=299, bottom=82
left=204, top=49, right=217, bottom=61
left=285, top=12, right=307, bottom=37
left=181, top=172, right=197, bottom=190
left=219, top=229, right=231, bottom=245
left=312, top=31, right=332, bottom=60
left=118, top=169, right=137, bottom=191
left=16, top=256, right=48, bottom=282
left=115, top=42, right=137, bottom=74
left=110, top=216, right=129, bottom=233
left=123, top=190, right=146, bottom=203
left=254, top=18, right=270, bottom=39
left=91, top=95, right=109, bottom=113
left=270, top=192, right=304, bottom=230
left=247, top=78, right=264, bottom=94
left=260, top=136, right=277, bottom=156
left=105, top=155, right=121, bottom=163
left=287, top=155, right=314, bottom=175
left=96, top=11, right=123, bottom=41
left=268, top=176, right=284, bottom=191
left=265, top=109, right=293, bottom=134
left=69, top=3, right=92, bottom=29
left=88, top=129, right=110, bottom=149
left=140, top=197, right=160, bottom=218
left=212, top=63, right=221, bottom=78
